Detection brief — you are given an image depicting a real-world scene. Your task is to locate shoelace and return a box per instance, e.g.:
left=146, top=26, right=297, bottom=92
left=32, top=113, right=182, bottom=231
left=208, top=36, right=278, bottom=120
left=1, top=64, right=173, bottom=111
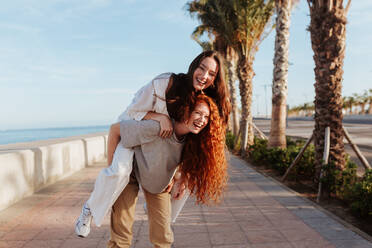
left=81, top=206, right=91, bottom=225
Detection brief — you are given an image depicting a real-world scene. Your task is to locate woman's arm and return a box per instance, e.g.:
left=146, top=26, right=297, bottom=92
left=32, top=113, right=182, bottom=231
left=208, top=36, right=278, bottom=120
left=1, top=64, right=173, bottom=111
left=107, top=123, right=121, bottom=166
left=122, top=74, right=173, bottom=138
left=143, top=111, right=173, bottom=138
left=108, top=120, right=160, bottom=163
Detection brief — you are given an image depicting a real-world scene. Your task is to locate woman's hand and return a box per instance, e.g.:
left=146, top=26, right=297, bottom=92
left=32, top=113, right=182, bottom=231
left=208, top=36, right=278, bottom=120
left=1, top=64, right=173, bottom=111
left=143, top=112, right=173, bottom=138
left=163, top=179, right=175, bottom=193
left=158, top=114, right=173, bottom=138
left=171, top=181, right=186, bottom=200
left=171, top=171, right=187, bottom=200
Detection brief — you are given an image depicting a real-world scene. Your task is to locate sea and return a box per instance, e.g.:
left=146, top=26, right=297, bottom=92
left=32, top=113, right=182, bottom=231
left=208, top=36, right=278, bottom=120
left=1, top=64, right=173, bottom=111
left=0, top=125, right=110, bottom=145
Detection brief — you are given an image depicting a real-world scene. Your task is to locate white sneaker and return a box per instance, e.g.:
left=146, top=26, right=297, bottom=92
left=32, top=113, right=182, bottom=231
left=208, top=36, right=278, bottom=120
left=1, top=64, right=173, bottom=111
left=75, top=202, right=92, bottom=238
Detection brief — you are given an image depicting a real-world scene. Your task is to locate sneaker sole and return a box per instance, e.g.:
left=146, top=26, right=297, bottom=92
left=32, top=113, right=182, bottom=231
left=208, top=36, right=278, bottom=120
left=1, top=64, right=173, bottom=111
left=75, top=221, right=89, bottom=238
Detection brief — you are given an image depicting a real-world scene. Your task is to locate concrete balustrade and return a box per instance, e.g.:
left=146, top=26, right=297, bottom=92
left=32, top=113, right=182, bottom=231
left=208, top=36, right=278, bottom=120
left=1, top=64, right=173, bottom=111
left=0, top=150, right=35, bottom=211
left=83, top=136, right=106, bottom=166
left=0, top=134, right=108, bottom=212
left=31, top=140, right=87, bottom=189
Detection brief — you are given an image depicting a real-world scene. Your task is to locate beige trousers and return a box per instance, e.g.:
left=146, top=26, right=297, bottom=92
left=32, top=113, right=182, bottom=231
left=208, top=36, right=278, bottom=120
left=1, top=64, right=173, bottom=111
left=107, top=173, right=173, bottom=248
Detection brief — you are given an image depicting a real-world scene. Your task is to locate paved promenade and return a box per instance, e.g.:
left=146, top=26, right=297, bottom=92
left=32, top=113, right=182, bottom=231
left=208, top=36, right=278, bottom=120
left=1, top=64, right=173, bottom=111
left=1, top=155, right=371, bottom=248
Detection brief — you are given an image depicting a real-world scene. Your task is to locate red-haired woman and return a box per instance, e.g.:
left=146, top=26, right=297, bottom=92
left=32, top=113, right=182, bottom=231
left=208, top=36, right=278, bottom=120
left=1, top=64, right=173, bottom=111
left=108, top=94, right=228, bottom=247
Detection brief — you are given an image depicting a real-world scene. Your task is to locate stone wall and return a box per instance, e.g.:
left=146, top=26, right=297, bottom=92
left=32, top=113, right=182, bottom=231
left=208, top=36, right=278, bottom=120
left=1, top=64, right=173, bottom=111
left=0, top=134, right=108, bottom=211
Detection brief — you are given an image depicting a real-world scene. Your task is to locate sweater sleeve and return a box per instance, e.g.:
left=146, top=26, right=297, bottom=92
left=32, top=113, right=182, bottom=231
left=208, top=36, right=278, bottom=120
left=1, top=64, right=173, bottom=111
left=120, top=120, right=160, bottom=148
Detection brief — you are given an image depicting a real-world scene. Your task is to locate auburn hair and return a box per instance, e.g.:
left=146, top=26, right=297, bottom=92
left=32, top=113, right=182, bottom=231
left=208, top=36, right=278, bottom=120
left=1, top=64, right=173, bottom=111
left=179, top=94, right=228, bottom=205
left=166, top=50, right=231, bottom=125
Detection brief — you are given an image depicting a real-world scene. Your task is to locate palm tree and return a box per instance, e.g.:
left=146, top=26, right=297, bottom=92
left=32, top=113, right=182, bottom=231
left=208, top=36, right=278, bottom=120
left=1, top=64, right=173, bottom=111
left=232, top=0, right=275, bottom=153
left=187, top=0, right=275, bottom=155
left=292, top=106, right=301, bottom=116
left=352, top=93, right=361, bottom=114
left=342, top=96, right=348, bottom=114
left=307, top=103, right=315, bottom=116
left=307, top=0, right=351, bottom=173
left=359, top=90, right=369, bottom=114
left=187, top=2, right=240, bottom=137
left=269, top=0, right=298, bottom=148
left=214, top=37, right=240, bottom=136
left=225, top=49, right=240, bottom=136
left=368, top=89, right=372, bottom=114
left=346, top=96, right=355, bottom=115
left=223, top=46, right=240, bottom=137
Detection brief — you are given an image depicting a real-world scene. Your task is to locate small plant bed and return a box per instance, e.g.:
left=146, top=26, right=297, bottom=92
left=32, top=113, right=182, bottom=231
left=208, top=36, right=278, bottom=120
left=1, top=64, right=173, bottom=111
left=226, top=133, right=372, bottom=237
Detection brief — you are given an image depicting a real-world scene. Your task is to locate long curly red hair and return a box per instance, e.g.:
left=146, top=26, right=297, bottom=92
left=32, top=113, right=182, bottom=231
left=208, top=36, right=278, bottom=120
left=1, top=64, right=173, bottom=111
left=179, top=94, right=228, bottom=205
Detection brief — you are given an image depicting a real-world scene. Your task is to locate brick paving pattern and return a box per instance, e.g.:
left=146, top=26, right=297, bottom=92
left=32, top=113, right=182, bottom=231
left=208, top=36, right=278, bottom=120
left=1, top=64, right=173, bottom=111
left=1, top=155, right=371, bottom=247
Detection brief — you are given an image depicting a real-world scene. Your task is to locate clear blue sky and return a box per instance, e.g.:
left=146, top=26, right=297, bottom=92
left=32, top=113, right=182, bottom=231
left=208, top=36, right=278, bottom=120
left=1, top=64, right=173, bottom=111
left=1, top=0, right=371, bottom=130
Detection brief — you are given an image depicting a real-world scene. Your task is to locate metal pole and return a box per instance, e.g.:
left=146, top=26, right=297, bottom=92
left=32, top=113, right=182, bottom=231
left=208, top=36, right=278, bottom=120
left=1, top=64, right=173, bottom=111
left=255, top=94, right=260, bottom=117
left=286, top=104, right=289, bottom=128
left=262, top=84, right=271, bottom=118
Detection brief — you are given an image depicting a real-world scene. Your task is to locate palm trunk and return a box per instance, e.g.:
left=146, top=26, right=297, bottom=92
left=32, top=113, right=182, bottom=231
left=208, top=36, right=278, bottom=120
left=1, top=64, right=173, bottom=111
left=226, top=57, right=240, bottom=137
left=368, top=101, right=372, bottom=114
left=349, top=104, right=353, bottom=114
left=361, top=103, right=366, bottom=114
left=224, top=67, right=234, bottom=133
left=308, top=0, right=347, bottom=175
left=269, top=0, right=291, bottom=148
left=237, top=51, right=254, bottom=154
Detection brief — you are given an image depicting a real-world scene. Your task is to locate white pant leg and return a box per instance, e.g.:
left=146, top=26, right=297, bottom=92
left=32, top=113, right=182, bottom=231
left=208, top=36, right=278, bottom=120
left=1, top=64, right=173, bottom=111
left=171, top=190, right=190, bottom=223
left=87, top=144, right=134, bottom=227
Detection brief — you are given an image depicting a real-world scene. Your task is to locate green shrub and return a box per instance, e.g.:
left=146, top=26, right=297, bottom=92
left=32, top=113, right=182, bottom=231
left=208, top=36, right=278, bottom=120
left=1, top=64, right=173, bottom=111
left=247, top=137, right=269, bottom=165
left=286, top=136, right=298, bottom=147
left=225, top=131, right=241, bottom=151
left=321, top=160, right=358, bottom=199
left=226, top=131, right=236, bottom=150
left=349, top=169, right=372, bottom=217
left=248, top=137, right=316, bottom=179
left=266, top=147, right=292, bottom=174
left=246, top=136, right=372, bottom=219
left=294, top=144, right=316, bottom=180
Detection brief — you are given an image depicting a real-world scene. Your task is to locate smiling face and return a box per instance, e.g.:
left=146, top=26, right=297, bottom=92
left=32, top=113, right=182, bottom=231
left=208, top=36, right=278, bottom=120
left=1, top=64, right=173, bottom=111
left=185, top=101, right=210, bottom=134
left=192, top=57, right=218, bottom=91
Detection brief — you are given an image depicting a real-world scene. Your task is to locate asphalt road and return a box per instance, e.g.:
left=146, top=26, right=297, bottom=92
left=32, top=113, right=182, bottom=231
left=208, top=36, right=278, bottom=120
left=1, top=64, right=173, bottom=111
left=254, top=119, right=372, bottom=176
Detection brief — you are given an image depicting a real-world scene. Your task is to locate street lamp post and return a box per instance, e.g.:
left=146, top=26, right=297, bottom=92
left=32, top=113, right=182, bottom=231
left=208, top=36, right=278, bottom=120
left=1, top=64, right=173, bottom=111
left=262, top=84, right=271, bottom=118
left=255, top=94, right=260, bottom=117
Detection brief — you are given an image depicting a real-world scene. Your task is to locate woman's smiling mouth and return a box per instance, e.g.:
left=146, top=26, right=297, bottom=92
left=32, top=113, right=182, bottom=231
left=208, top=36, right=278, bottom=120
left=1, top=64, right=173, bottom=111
left=196, top=78, right=207, bottom=85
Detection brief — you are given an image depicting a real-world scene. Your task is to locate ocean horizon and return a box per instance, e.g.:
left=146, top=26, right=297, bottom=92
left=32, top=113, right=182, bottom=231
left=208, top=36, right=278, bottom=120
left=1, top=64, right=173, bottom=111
left=0, top=125, right=110, bottom=145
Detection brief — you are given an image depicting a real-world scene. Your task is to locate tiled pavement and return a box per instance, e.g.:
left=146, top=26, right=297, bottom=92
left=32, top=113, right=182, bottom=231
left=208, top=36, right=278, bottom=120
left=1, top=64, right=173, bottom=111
left=1, top=155, right=371, bottom=248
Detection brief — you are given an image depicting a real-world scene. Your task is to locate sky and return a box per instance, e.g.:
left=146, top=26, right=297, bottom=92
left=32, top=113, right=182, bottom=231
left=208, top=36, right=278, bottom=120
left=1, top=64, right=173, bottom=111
left=0, top=0, right=371, bottom=130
